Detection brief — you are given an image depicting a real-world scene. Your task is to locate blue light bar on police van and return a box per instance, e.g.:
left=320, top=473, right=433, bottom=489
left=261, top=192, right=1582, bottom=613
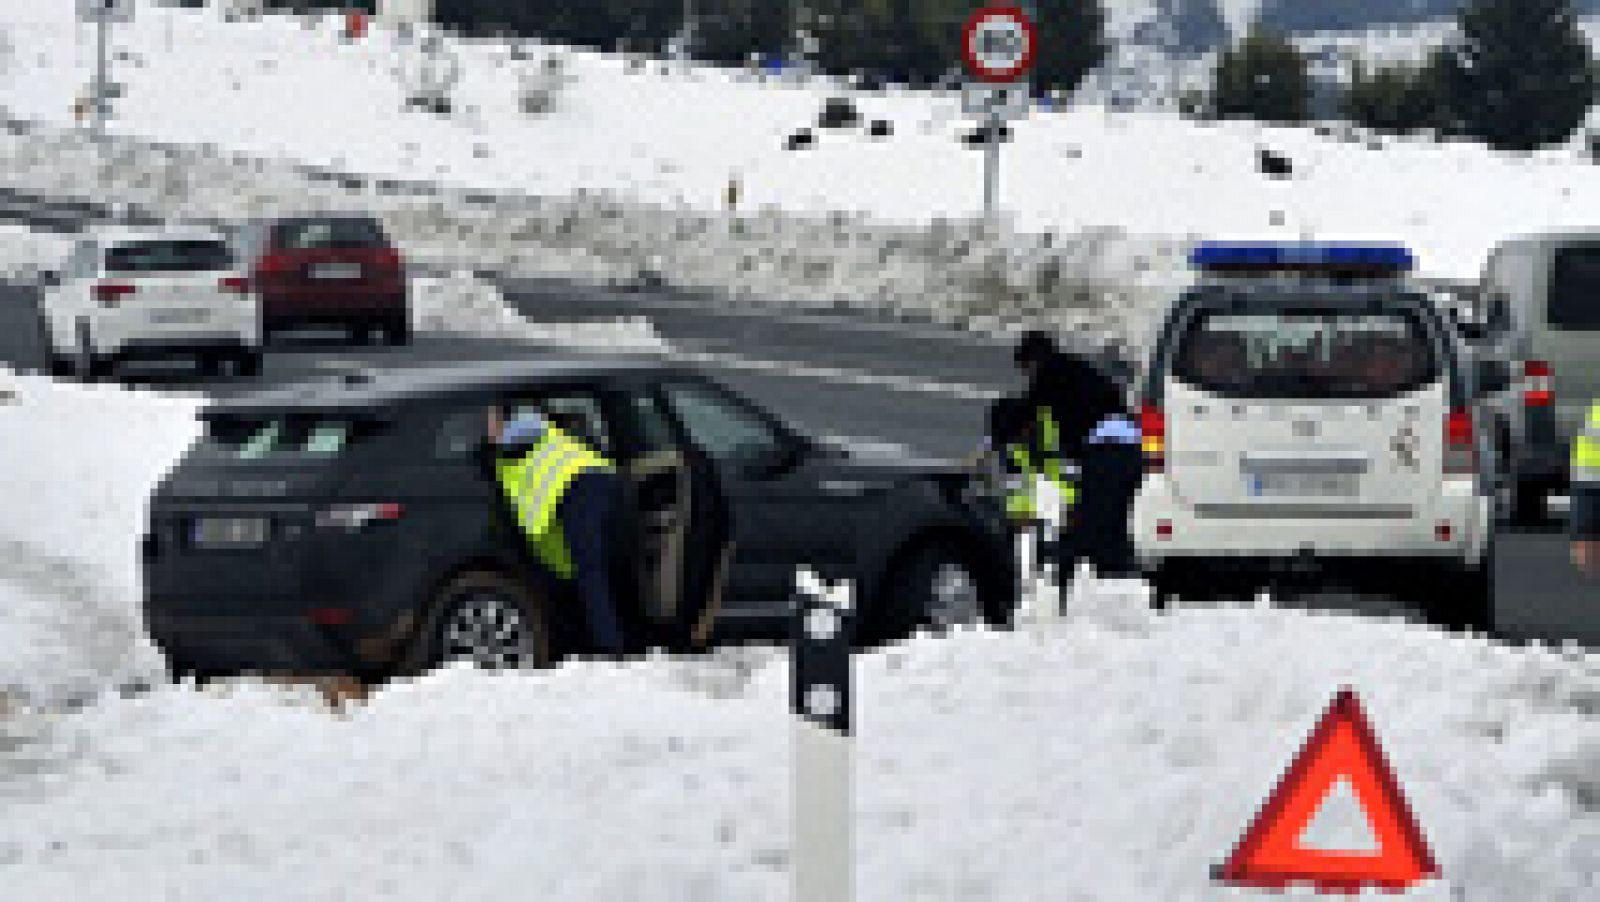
left=1190, top=242, right=1414, bottom=275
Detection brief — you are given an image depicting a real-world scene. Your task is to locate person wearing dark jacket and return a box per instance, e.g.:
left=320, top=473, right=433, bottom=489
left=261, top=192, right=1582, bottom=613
left=1007, top=331, right=1145, bottom=603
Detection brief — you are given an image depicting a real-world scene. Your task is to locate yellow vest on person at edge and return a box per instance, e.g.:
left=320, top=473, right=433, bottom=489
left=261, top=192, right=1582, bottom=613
left=1576, top=400, right=1600, bottom=483
left=1004, top=408, right=1079, bottom=520
left=494, top=426, right=613, bottom=580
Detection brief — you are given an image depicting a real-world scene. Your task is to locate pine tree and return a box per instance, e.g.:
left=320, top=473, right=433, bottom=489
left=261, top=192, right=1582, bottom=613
left=1210, top=27, right=1311, bottom=124
left=1435, top=0, right=1596, bottom=150
left=1342, top=60, right=1441, bottom=134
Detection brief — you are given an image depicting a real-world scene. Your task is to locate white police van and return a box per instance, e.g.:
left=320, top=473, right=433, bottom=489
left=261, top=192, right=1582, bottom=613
left=1131, top=243, right=1498, bottom=632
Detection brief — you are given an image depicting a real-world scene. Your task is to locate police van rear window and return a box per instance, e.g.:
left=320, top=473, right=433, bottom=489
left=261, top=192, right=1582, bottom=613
left=1171, top=306, right=1439, bottom=399
left=195, top=416, right=373, bottom=462
left=1548, top=244, right=1600, bottom=330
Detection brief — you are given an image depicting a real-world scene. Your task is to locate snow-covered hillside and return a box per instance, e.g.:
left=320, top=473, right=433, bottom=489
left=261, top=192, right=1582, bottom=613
left=1, top=0, right=1598, bottom=289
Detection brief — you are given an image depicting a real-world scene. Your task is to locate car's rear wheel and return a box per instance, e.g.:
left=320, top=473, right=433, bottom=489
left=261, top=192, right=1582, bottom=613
left=413, top=572, right=551, bottom=673
left=1509, top=479, right=1549, bottom=527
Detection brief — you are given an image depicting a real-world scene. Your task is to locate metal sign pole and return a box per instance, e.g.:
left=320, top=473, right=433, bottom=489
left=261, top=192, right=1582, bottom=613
left=791, top=568, right=854, bottom=902
left=983, top=107, right=1000, bottom=221
left=93, top=12, right=107, bottom=144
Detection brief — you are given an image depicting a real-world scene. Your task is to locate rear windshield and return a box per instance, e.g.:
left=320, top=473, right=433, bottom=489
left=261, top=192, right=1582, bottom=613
left=104, top=240, right=233, bottom=274
left=1171, top=306, right=1440, bottom=399
left=194, top=416, right=372, bottom=462
left=1547, top=244, right=1600, bottom=330
left=271, top=218, right=387, bottom=251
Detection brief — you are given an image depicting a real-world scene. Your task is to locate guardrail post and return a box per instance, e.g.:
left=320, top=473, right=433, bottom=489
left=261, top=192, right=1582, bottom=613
left=791, top=567, right=853, bottom=902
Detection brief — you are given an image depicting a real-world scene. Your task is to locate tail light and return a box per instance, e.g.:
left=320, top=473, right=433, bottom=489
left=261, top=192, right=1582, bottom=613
left=1138, top=403, right=1166, bottom=473
left=218, top=275, right=249, bottom=294
left=1444, top=407, right=1477, bottom=476
left=371, top=247, right=404, bottom=273
left=315, top=502, right=403, bottom=531
left=309, top=607, right=354, bottom=626
left=93, top=282, right=135, bottom=306
left=1521, top=360, right=1552, bottom=407
left=254, top=252, right=294, bottom=279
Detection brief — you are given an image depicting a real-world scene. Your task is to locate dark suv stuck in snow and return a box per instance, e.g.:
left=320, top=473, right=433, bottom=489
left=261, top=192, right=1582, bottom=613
left=142, top=359, right=1018, bottom=678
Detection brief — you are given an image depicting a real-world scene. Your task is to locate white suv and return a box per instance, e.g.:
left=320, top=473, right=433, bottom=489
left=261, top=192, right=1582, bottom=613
left=1131, top=244, right=1498, bottom=632
left=39, top=227, right=262, bottom=380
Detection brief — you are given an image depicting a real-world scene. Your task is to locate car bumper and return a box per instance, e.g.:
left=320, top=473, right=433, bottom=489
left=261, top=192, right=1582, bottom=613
left=1132, top=478, right=1491, bottom=569
left=260, top=288, right=406, bottom=324
left=146, top=613, right=359, bottom=674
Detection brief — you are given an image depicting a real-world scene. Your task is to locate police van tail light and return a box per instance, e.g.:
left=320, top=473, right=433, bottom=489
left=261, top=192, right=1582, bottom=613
left=1138, top=403, right=1166, bottom=473
left=316, top=502, right=403, bottom=531
left=1443, top=407, right=1477, bottom=476
left=1521, top=360, right=1552, bottom=407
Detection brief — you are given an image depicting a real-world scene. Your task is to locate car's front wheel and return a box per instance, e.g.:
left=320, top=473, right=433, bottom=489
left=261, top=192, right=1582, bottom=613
left=415, top=572, right=551, bottom=673
left=878, top=543, right=992, bottom=642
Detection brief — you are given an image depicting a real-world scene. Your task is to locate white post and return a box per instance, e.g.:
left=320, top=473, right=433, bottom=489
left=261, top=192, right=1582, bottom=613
left=792, top=567, right=853, bottom=902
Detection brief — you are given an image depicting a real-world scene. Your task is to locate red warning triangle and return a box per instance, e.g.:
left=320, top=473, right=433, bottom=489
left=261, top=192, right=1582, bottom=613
left=1216, top=688, right=1439, bottom=893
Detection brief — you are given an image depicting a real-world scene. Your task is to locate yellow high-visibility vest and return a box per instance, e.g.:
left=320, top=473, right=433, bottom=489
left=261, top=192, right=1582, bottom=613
left=1004, top=408, right=1079, bottom=520
left=495, top=426, right=612, bottom=579
left=1575, top=400, right=1600, bottom=485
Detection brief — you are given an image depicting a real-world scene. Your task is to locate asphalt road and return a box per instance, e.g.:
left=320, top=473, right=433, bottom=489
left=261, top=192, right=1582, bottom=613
left=2, top=276, right=1594, bottom=645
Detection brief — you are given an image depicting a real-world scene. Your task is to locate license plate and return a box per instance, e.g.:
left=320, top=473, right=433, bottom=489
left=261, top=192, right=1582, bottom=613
left=1247, top=472, right=1360, bottom=498
left=191, top=516, right=271, bottom=547
left=309, top=263, right=362, bottom=280
left=150, top=309, right=209, bottom=324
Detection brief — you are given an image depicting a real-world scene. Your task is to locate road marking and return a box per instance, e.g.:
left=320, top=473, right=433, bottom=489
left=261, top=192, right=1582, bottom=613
left=672, top=347, right=1004, bottom=401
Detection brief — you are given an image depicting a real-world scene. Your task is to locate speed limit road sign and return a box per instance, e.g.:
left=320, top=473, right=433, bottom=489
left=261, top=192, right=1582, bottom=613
left=962, top=5, right=1036, bottom=83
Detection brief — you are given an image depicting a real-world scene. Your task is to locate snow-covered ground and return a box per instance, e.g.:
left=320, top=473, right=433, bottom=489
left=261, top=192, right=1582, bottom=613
left=0, top=332, right=1597, bottom=899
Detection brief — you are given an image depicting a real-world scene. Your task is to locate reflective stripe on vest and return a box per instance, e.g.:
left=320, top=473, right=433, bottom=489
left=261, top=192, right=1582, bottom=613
left=1575, top=400, right=1600, bottom=484
left=496, top=427, right=611, bottom=578
left=1004, top=408, right=1078, bottom=517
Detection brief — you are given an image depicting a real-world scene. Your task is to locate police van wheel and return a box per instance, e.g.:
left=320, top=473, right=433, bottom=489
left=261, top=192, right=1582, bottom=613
left=413, top=572, right=551, bottom=673
left=1421, top=553, right=1495, bottom=637
left=1508, top=480, right=1549, bottom=527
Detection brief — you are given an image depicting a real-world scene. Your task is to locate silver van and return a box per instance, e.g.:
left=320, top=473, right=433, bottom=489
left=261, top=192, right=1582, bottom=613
left=1470, top=233, right=1600, bottom=522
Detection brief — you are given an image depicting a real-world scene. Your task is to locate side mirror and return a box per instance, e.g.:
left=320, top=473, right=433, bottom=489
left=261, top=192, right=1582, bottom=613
left=1473, top=357, right=1512, bottom=396
left=37, top=270, right=60, bottom=287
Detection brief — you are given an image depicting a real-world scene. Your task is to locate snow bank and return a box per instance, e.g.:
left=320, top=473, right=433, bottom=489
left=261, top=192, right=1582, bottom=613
left=409, top=271, right=667, bottom=351
left=0, top=370, right=203, bottom=706
left=0, top=597, right=1597, bottom=899
left=0, top=224, right=71, bottom=283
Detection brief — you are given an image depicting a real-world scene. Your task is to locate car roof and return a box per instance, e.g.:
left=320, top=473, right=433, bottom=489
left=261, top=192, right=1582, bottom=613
left=207, top=356, right=684, bottom=417
left=85, top=225, right=229, bottom=247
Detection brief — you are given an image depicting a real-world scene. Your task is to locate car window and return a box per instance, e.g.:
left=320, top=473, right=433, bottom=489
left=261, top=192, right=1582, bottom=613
left=505, top=392, right=613, bottom=457
left=194, top=415, right=369, bottom=462
left=623, top=390, right=680, bottom=457
left=433, top=408, right=484, bottom=461
left=1547, top=244, right=1600, bottom=331
left=659, top=381, right=785, bottom=465
left=104, top=240, right=233, bottom=274
left=1171, top=306, right=1440, bottom=399
left=271, top=218, right=387, bottom=251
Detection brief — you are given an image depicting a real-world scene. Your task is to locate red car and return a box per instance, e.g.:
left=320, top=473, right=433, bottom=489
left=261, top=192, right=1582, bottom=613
left=232, top=214, right=409, bottom=345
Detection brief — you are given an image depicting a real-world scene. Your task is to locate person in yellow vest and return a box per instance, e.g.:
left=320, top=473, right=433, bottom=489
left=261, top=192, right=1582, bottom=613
left=1571, top=399, right=1600, bottom=577
left=485, top=405, right=627, bottom=654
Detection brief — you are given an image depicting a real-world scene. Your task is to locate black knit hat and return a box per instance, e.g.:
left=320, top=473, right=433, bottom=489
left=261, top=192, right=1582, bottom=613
left=1014, top=329, right=1057, bottom=365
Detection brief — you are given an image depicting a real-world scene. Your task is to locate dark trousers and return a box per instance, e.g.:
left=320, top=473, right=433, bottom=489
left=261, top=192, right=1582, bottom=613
left=558, top=471, right=626, bottom=654
left=1056, top=441, right=1144, bottom=588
